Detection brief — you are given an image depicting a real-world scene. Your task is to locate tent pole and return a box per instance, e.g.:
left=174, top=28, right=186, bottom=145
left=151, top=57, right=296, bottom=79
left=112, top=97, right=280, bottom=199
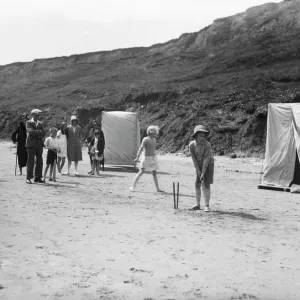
left=259, top=157, right=264, bottom=183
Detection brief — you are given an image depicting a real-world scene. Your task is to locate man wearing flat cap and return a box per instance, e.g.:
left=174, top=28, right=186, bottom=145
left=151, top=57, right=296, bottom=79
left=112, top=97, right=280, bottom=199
left=25, top=109, right=46, bottom=184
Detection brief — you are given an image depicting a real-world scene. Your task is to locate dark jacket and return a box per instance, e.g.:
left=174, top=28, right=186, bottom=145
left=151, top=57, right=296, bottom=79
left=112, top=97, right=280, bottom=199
left=89, top=135, right=105, bottom=155
left=25, top=120, right=46, bottom=148
left=12, top=122, right=27, bottom=146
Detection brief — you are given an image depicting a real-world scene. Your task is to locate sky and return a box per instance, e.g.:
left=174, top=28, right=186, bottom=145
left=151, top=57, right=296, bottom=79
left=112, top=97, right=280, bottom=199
left=0, top=0, right=282, bottom=65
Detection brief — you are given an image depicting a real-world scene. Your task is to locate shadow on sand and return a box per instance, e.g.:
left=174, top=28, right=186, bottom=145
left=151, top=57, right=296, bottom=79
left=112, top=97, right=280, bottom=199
left=57, top=181, right=81, bottom=185
left=133, top=191, right=195, bottom=198
left=77, top=174, right=125, bottom=178
left=35, top=182, right=78, bottom=189
left=103, top=167, right=171, bottom=175
left=213, top=210, right=266, bottom=221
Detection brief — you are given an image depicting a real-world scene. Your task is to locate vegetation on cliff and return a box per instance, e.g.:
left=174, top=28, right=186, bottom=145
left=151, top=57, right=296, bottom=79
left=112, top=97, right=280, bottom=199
left=1, top=0, right=300, bottom=155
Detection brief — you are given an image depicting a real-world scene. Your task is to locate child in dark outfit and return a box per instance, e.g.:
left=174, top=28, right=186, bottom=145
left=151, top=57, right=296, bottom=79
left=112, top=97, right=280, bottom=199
left=88, top=129, right=105, bottom=176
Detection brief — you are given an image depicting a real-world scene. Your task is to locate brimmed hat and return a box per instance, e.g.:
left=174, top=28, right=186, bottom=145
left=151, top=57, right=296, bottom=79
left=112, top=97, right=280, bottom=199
left=192, top=125, right=209, bottom=138
left=31, top=109, right=42, bottom=115
left=21, top=113, right=29, bottom=120
left=71, top=115, right=78, bottom=121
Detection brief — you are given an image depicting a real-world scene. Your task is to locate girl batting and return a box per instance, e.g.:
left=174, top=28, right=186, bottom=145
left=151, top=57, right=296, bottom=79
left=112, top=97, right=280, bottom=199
left=189, top=125, right=214, bottom=212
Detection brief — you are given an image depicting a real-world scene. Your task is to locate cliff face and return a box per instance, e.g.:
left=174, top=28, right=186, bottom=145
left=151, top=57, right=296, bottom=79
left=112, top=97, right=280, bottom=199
left=1, top=0, right=300, bottom=155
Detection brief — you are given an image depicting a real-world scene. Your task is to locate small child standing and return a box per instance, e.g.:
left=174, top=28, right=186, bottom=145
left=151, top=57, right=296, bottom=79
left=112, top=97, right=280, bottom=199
left=130, top=125, right=163, bottom=192
left=43, top=127, right=59, bottom=182
left=88, top=129, right=105, bottom=176
left=57, top=122, right=67, bottom=174
left=189, top=125, right=214, bottom=212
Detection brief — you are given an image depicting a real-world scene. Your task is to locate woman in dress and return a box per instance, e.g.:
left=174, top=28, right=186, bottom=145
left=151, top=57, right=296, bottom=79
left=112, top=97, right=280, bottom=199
left=57, top=122, right=68, bottom=174
left=65, top=115, right=82, bottom=176
left=11, top=113, right=29, bottom=175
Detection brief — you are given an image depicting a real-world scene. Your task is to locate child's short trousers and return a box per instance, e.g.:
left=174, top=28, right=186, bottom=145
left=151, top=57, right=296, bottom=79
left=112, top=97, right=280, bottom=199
left=46, top=149, right=57, bottom=165
left=140, top=155, right=159, bottom=171
left=196, top=163, right=214, bottom=184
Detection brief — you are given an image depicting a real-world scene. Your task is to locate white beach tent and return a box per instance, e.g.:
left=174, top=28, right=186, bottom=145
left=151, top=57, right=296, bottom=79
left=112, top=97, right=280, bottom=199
left=101, top=111, right=140, bottom=166
left=259, top=103, right=300, bottom=190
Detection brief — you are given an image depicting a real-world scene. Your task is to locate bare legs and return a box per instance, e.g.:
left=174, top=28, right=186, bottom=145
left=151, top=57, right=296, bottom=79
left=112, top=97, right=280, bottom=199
left=152, top=170, right=163, bottom=192
left=65, top=160, right=79, bottom=175
left=130, top=169, right=162, bottom=192
left=57, top=157, right=65, bottom=173
left=90, top=160, right=100, bottom=175
left=131, top=168, right=144, bottom=188
left=43, top=165, right=50, bottom=181
left=74, top=161, right=78, bottom=173
left=95, top=161, right=100, bottom=175
left=202, top=183, right=211, bottom=207
left=43, top=161, right=56, bottom=181
left=65, top=159, right=72, bottom=175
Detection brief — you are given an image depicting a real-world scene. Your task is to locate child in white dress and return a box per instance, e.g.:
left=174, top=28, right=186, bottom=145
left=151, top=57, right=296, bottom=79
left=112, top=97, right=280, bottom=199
left=43, top=127, right=59, bottom=182
left=130, top=125, right=163, bottom=192
left=57, top=122, right=67, bottom=174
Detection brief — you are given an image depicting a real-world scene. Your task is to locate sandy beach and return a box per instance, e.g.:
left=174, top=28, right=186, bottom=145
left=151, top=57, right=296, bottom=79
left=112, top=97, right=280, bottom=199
left=0, top=141, right=299, bottom=300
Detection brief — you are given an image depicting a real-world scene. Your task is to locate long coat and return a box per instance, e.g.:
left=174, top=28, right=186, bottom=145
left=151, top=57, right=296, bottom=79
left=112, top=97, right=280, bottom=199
left=66, top=125, right=82, bottom=161
left=12, top=122, right=28, bottom=168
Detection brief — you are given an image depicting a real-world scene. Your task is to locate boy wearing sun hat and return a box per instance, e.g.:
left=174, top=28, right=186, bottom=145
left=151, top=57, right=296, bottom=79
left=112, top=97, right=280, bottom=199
left=189, top=125, right=214, bottom=212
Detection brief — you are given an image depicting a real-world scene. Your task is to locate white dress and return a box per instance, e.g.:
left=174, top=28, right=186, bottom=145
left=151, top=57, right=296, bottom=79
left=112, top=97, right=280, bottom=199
left=57, top=130, right=67, bottom=158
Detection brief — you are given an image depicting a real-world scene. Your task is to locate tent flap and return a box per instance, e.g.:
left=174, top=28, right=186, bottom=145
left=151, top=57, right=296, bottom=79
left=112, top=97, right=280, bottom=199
left=262, top=103, right=300, bottom=187
left=102, top=111, right=140, bottom=166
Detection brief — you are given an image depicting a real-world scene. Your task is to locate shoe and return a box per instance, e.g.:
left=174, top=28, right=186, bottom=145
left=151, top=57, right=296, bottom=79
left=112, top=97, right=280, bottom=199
left=74, top=172, right=79, bottom=176
left=204, top=206, right=210, bottom=212
left=156, top=189, right=164, bottom=192
left=190, top=205, right=200, bottom=211
left=26, top=179, right=32, bottom=184
left=58, top=172, right=61, bottom=176
left=34, top=178, right=45, bottom=183
left=53, top=179, right=56, bottom=182
left=49, top=178, right=53, bottom=181
left=18, top=172, right=22, bottom=176
left=64, top=171, right=69, bottom=175
left=88, top=171, right=93, bottom=175
left=129, top=187, right=135, bottom=192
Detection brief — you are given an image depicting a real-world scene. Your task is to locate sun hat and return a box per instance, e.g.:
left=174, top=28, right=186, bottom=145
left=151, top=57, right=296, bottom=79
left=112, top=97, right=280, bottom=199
left=192, top=125, right=209, bottom=138
left=31, top=109, right=42, bottom=115
left=71, top=115, right=77, bottom=121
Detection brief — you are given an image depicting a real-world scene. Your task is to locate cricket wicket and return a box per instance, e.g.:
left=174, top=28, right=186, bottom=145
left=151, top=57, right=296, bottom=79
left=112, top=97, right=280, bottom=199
left=173, top=182, right=179, bottom=209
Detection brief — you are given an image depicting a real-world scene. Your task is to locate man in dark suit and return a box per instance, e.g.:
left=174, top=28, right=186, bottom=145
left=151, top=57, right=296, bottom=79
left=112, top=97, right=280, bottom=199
left=25, top=109, right=46, bottom=184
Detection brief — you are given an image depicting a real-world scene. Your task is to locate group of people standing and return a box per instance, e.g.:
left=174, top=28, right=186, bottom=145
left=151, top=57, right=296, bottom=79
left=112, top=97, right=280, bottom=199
left=12, top=109, right=105, bottom=184
left=12, top=109, right=214, bottom=212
